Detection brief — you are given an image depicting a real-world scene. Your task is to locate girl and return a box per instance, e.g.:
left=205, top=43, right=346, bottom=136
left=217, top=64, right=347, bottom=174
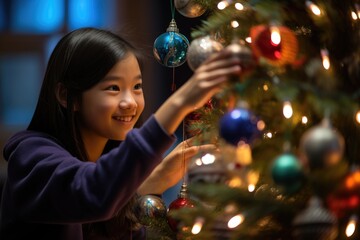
left=0, top=27, right=241, bottom=239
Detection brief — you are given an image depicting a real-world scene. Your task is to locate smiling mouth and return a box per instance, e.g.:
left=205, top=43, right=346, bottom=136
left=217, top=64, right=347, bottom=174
left=113, top=116, right=134, bottom=122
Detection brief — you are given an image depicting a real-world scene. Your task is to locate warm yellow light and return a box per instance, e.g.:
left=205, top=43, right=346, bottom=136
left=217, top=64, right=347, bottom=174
left=191, top=217, right=204, bottom=235
left=235, top=3, right=244, bottom=10
left=265, top=132, right=273, bottom=138
left=228, top=214, right=244, bottom=228
left=302, top=116, right=308, bottom=124
left=217, top=1, right=229, bottom=10
left=201, top=153, right=216, bottom=165
left=245, top=37, right=252, bottom=43
left=283, top=101, right=293, bottom=119
left=351, top=11, right=358, bottom=20
left=321, top=49, right=330, bottom=70
left=231, top=20, right=239, bottom=28
left=263, top=84, right=269, bottom=91
left=195, top=158, right=202, bottom=166
left=257, top=120, right=266, bottom=131
left=306, top=1, right=322, bottom=16
left=236, top=142, right=252, bottom=165
left=345, top=216, right=357, bottom=237
left=356, top=110, right=360, bottom=124
left=248, top=184, right=255, bottom=192
left=270, top=26, right=281, bottom=45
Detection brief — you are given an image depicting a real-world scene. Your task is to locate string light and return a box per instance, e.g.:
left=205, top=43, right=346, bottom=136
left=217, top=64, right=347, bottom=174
left=306, top=1, right=322, bottom=16
left=235, top=3, right=244, bottom=10
left=283, top=101, right=293, bottom=119
left=228, top=214, right=244, bottom=228
left=245, top=37, right=252, bottom=43
left=270, top=26, right=281, bottom=46
left=217, top=0, right=229, bottom=10
left=265, top=132, right=273, bottom=138
left=231, top=20, right=239, bottom=28
left=248, top=184, right=255, bottom=192
left=356, top=110, right=360, bottom=124
left=263, top=84, right=269, bottom=91
left=301, top=116, right=308, bottom=124
left=257, top=120, right=266, bottom=131
left=345, top=215, right=357, bottom=237
left=191, top=217, right=205, bottom=235
left=351, top=11, right=358, bottom=20
left=321, top=49, right=330, bottom=70
left=247, top=170, right=259, bottom=192
left=201, top=153, right=216, bottom=165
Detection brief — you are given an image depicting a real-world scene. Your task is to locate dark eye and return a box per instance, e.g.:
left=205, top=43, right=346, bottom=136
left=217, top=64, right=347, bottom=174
left=107, top=85, right=120, bottom=91
left=134, top=83, right=143, bottom=90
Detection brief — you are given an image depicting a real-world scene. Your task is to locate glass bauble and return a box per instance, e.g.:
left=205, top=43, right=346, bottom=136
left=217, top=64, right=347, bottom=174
left=187, top=35, right=223, bottom=71
left=219, top=107, right=260, bottom=146
left=174, top=0, right=206, bottom=18
left=153, top=19, right=189, bottom=68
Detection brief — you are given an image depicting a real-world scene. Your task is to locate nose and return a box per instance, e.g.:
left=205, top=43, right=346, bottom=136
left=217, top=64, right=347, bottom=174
left=119, top=91, right=137, bottom=109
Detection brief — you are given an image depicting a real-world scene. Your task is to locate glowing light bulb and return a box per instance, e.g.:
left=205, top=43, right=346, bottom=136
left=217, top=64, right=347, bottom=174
left=306, top=1, right=322, bottom=16
left=321, top=49, right=330, bottom=70
left=231, top=20, right=239, bottom=28
left=265, top=132, right=273, bottom=138
left=235, top=3, right=244, bottom=10
left=228, top=214, right=244, bottom=228
left=345, top=215, right=357, bottom=237
left=356, top=110, right=360, bottom=124
left=257, top=120, right=266, bottom=131
left=248, top=184, right=255, bottom=192
left=192, top=217, right=204, bottom=235
left=195, top=157, right=202, bottom=166
left=302, top=116, right=308, bottom=124
left=270, top=26, right=281, bottom=45
left=217, top=0, right=229, bottom=10
left=263, top=84, right=269, bottom=91
left=201, top=153, right=216, bottom=165
left=245, top=37, right=251, bottom=43
left=283, top=101, right=293, bottom=119
left=351, top=11, right=358, bottom=20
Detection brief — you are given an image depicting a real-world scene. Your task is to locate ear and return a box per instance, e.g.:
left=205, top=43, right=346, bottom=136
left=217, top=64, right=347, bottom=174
left=55, top=82, right=68, bottom=108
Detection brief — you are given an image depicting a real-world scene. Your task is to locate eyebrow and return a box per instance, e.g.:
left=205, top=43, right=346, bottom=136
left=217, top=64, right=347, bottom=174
left=101, top=74, right=142, bottom=82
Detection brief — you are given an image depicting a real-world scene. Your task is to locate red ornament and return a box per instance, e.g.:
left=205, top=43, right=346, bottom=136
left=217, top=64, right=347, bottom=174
left=250, top=24, right=299, bottom=67
left=326, top=169, right=360, bottom=218
left=167, top=184, right=194, bottom=232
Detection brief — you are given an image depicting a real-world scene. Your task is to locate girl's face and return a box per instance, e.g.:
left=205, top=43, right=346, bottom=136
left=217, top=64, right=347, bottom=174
left=79, top=53, right=145, bottom=142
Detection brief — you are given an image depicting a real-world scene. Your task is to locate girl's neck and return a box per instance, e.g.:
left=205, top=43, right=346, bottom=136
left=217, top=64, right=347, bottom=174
left=82, top=135, right=107, bottom=162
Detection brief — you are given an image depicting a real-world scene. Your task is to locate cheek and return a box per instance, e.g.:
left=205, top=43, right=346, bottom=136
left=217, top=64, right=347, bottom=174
left=137, top=96, right=145, bottom=113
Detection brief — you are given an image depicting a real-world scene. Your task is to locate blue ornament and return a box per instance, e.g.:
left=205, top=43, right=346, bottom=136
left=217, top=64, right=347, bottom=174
left=271, top=153, right=303, bottom=193
left=219, top=108, right=260, bottom=146
left=153, top=19, right=189, bottom=68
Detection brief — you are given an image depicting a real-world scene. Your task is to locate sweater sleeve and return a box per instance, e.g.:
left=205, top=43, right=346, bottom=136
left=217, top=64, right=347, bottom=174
left=4, top=116, right=176, bottom=223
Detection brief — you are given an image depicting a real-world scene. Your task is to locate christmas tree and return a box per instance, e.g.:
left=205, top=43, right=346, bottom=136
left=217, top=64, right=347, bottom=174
left=142, top=0, right=360, bottom=239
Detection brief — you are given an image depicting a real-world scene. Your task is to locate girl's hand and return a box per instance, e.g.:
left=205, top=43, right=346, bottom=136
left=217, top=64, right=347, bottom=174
left=154, top=49, right=241, bottom=135
left=137, top=137, right=217, bottom=195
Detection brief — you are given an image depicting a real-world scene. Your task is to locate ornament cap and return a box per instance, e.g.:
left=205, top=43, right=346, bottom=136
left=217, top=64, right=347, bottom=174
left=167, top=19, right=179, bottom=33
left=178, top=182, right=188, bottom=198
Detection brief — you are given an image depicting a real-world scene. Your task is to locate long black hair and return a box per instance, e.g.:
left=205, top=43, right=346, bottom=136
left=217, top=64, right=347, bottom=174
left=28, top=27, right=144, bottom=161
left=27, top=27, right=145, bottom=238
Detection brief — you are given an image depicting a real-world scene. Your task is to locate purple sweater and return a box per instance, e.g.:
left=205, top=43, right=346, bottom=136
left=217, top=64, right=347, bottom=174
left=0, top=116, right=175, bottom=239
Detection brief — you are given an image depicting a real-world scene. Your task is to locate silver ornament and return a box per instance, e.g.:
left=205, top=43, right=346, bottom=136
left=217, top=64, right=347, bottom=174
left=292, top=196, right=338, bottom=240
left=299, top=120, right=345, bottom=170
left=174, top=0, right=206, bottom=18
left=135, top=195, right=167, bottom=226
left=187, top=36, right=223, bottom=71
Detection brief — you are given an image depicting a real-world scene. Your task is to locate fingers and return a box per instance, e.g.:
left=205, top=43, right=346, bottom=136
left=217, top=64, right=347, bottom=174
left=197, top=55, right=240, bottom=73
left=182, top=143, right=217, bottom=159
